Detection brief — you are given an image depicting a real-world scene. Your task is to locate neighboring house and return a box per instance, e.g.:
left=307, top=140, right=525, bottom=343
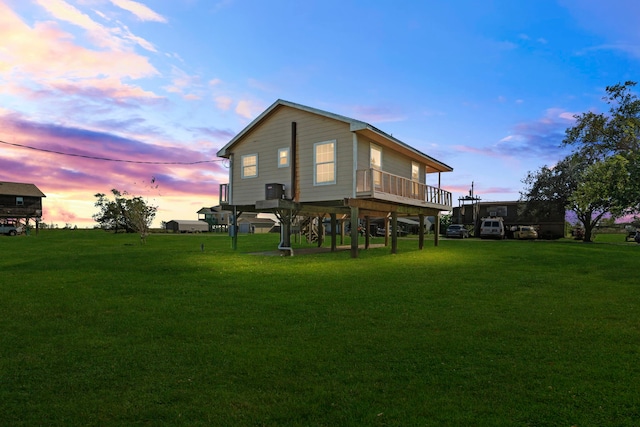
left=197, top=206, right=267, bottom=233
left=0, top=181, right=46, bottom=231
left=197, top=206, right=230, bottom=232
left=216, top=99, right=453, bottom=257
left=238, top=216, right=275, bottom=234
left=452, top=201, right=566, bottom=239
left=165, top=220, right=209, bottom=233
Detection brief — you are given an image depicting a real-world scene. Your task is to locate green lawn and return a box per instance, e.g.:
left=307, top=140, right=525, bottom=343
left=1, top=230, right=639, bottom=426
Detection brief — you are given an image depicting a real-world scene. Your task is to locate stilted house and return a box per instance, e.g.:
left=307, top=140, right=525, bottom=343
left=216, top=100, right=453, bottom=257
left=0, top=181, right=45, bottom=231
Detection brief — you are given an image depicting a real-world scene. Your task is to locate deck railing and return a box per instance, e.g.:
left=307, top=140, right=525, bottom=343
left=356, top=169, right=452, bottom=208
left=220, top=169, right=452, bottom=209
left=0, top=205, right=43, bottom=217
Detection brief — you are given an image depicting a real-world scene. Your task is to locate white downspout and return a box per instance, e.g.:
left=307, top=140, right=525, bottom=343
left=278, top=226, right=294, bottom=256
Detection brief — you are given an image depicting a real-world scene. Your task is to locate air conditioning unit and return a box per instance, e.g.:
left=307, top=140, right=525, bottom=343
left=265, top=183, right=285, bottom=200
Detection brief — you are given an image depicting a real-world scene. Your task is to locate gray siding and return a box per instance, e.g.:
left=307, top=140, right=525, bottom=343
left=226, top=104, right=444, bottom=207
left=296, top=112, right=354, bottom=202
left=230, top=108, right=295, bottom=205
left=230, top=106, right=354, bottom=205
left=357, top=137, right=424, bottom=183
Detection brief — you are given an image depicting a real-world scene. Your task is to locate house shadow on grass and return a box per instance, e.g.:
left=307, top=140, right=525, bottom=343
left=248, top=244, right=386, bottom=256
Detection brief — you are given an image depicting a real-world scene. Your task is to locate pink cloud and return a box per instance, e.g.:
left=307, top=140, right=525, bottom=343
left=0, top=112, right=226, bottom=205
left=236, top=99, right=266, bottom=119
left=0, top=2, right=158, bottom=103
left=0, top=14, right=157, bottom=81
left=215, top=96, right=233, bottom=111
left=162, top=67, right=207, bottom=99
left=110, top=0, right=168, bottom=23
left=49, top=77, right=164, bottom=103
left=454, top=108, right=575, bottom=162
left=0, top=3, right=223, bottom=227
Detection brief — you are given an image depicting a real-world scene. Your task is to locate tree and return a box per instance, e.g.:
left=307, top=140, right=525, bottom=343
left=93, top=189, right=157, bottom=241
left=521, top=82, right=640, bottom=241
left=93, top=190, right=128, bottom=232
left=564, top=81, right=640, bottom=216
left=123, top=195, right=157, bottom=244
left=521, top=152, right=630, bottom=242
left=567, top=154, right=630, bottom=242
left=520, top=154, right=579, bottom=225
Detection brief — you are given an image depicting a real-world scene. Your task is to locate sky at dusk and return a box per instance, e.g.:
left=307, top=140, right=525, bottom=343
left=1, top=0, right=638, bottom=227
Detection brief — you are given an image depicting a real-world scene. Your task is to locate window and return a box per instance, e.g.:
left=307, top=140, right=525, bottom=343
left=314, top=140, right=336, bottom=185
left=370, top=144, right=382, bottom=187
left=278, top=148, right=289, bottom=168
left=411, top=162, right=420, bottom=196
left=16, top=197, right=24, bottom=206
left=370, top=144, right=382, bottom=169
left=241, top=154, right=258, bottom=178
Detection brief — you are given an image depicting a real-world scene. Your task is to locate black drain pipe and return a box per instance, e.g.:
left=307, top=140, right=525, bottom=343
left=290, top=121, right=296, bottom=200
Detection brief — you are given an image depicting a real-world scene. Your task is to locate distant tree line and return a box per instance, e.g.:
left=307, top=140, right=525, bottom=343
left=521, top=81, right=640, bottom=242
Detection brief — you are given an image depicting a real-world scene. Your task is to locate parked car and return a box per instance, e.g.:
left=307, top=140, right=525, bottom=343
left=513, top=225, right=538, bottom=240
left=480, top=217, right=504, bottom=239
left=0, top=222, right=23, bottom=236
left=446, top=224, right=469, bottom=238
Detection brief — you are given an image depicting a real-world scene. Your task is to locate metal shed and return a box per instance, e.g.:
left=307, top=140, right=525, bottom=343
left=165, top=220, right=209, bottom=233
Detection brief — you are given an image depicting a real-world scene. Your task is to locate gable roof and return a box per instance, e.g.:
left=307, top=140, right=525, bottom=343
left=216, top=99, right=453, bottom=173
left=0, top=182, right=46, bottom=197
left=197, top=207, right=216, bottom=214
left=237, top=217, right=275, bottom=225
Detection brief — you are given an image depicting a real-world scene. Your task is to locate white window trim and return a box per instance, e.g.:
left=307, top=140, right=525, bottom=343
left=411, top=161, right=421, bottom=195
left=241, top=153, right=258, bottom=179
left=278, top=147, right=289, bottom=168
left=411, top=161, right=420, bottom=181
left=370, top=143, right=382, bottom=170
left=16, top=196, right=24, bottom=206
left=371, top=143, right=382, bottom=187
left=313, top=140, right=336, bottom=186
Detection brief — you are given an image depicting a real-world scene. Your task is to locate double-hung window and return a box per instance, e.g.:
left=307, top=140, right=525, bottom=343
left=241, top=154, right=258, bottom=178
left=278, top=148, right=289, bottom=168
left=314, top=140, right=336, bottom=185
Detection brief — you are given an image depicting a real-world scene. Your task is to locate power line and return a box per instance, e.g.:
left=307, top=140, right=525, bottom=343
left=0, top=139, right=222, bottom=165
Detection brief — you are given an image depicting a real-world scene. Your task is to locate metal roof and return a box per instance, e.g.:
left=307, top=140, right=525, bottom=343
left=166, top=220, right=208, bottom=226
left=0, top=182, right=46, bottom=197
left=216, top=99, right=453, bottom=173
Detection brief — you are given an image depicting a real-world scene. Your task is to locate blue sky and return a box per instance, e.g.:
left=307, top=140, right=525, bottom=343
left=1, top=0, right=638, bottom=226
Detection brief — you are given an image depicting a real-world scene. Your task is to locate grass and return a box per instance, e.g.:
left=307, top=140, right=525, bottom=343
left=1, top=230, right=639, bottom=426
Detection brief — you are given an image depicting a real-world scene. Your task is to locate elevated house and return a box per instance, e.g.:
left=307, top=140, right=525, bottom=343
left=0, top=181, right=45, bottom=231
left=216, top=99, right=453, bottom=257
left=197, top=206, right=230, bottom=232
